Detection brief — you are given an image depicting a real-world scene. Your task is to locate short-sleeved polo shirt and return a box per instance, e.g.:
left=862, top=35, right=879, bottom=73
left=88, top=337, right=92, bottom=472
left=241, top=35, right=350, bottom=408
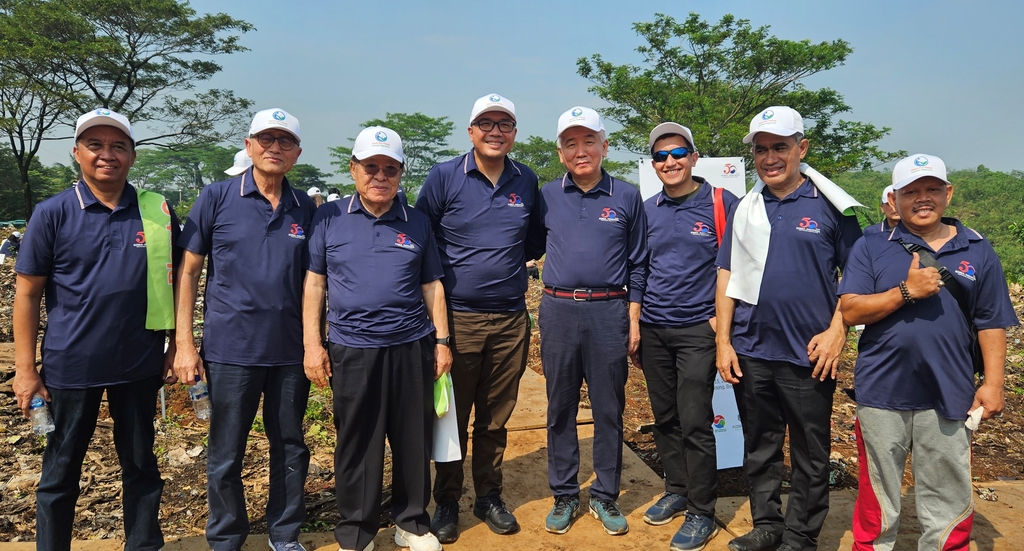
left=642, top=179, right=739, bottom=326
left=838, top=220, right=1018, bottom=420
left=16, top=182, right=181, bottom=389
left=307, top=194, right=444, bottom=348
left=415, top=151, right=544, bottom=313
left=538, top=170, right=648, bottom=302
left=716, top=178, right=863, bottom=365
left=861, top=221, right=894, bottom=236
left=178, top=170, right=317, bottom=366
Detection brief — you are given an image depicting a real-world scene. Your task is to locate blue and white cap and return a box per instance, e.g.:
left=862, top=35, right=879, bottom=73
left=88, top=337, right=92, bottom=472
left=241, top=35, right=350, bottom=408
left=743, top=106, right=803, bottom=144
left=470, top=93, right=516, bottom=123
left=75, top=108, right=134, bottom=143
left=892, top=154, right=949, bottom=190
left=556, top=106, right=605, bottom=139
left=249, top=108, right=301, bottom=141
left=224, top=149, right=252, bottom=176
left=881, top=184, right=894, bottom=205
left=353, top=126, right=404, bottom=163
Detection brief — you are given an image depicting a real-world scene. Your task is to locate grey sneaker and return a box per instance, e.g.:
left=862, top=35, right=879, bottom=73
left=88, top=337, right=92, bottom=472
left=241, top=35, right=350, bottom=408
left=670, top=513, right=719, bottom=551
left=544, top=494, right=580, bottom=534
left=589, top=498, right=629, bottom=535
left=268, top=539, right=306, bottom=551
left=643, top=492, right=688, bottom=525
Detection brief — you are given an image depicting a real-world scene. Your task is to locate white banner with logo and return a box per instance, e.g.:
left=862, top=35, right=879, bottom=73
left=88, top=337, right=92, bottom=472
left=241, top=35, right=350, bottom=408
left=639, top=157, right=746, bottom=200
left=711, top=374, right=744, bottom=469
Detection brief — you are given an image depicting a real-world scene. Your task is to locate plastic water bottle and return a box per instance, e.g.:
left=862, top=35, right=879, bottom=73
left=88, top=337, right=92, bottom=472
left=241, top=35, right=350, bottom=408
left=188, top=377, right=211, bottom=420
left=29, top=394, right=55, bottom=435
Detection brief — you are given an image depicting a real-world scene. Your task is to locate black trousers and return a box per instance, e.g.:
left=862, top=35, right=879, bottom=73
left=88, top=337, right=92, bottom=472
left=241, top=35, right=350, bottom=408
left=639, top=321, right=719, bottom=518
left=733, top=356, right=836, bottom=551
left=330, top=338, right=434, bottom=551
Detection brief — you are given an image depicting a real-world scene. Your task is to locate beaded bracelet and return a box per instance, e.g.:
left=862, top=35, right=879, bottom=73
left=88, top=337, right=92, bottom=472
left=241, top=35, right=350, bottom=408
left=898, top=281, right=915, bottom=305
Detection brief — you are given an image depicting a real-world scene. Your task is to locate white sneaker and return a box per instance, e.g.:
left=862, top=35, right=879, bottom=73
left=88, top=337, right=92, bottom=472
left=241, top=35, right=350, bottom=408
left=337, top=541, right=373, bottom=551
left=394, top=526, right=442, bottom=551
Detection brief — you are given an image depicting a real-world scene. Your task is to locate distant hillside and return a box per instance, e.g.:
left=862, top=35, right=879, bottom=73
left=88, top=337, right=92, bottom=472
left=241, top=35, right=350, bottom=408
left=834, top=168, right=1024, bottom=282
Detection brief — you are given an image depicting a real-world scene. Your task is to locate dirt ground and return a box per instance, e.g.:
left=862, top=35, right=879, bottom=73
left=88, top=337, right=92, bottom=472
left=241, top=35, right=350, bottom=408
left=1, top=260, right=1022, bottom=542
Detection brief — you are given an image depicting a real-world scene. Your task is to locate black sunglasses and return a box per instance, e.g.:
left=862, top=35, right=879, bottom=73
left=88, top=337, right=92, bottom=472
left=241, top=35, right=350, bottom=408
left=652, top=147, right=693, bottom=163
left=358, top=161, right=401, bottom=179
left=252, top=133, right=299, bottom=151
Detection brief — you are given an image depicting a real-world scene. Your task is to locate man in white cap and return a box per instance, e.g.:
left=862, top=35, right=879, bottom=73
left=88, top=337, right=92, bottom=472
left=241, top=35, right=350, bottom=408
left=715, top=106, right=862, bottom=551
left=839, top=153, right=1017, bottom=550
left=415, top=93, right=543, bottom=543
left=174, top=108, right=317, bottom=551
left=537, top=106, right=647, bottom=536
left=224, top=149, right=252, bottom=177
left=639, top=122, right=739, bottom=550
left=13, top=108, right=180, bottom=550
left=0, top=230, right=19, bottom=263
left=862, top=184, right=899, bottom=235
left=303, top=126, right=450, bottom=551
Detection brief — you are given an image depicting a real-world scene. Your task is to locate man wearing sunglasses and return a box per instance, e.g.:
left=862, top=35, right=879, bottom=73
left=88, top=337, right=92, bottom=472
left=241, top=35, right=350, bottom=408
left=639, top=123, right=739, bottom=550
left=175, top=108, right=318, bottom=551
left=303, top=126, right=451, bottom=551
left=416, top=93, right=544, bottom=543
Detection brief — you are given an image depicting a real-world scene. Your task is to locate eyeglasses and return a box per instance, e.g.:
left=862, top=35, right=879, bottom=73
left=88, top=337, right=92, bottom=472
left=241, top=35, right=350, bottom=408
left=358, top=161, right=401, bottom=179
left=472, top=119, right=516, bottom=133
left=252, top=133, right=299, bottom=151
left=652, top=147, right=693, bottom=163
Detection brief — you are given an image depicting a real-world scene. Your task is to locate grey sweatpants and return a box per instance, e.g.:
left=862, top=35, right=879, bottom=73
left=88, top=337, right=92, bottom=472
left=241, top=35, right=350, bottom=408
left=852, top=406, right=974, bottom=551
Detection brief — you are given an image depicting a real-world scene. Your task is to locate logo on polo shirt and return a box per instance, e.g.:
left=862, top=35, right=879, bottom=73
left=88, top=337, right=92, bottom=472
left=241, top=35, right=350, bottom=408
left=288, top=223, right=306, bottom=240
left=395, top=233, right=415, bottom=249
left=691, top=221, right=713, bottom=237
left=134, top=230, right=146, bottom=248
left=796, top=217, right=821, bottom=234
left=599, top=207, right=621, bottom=223
left=956, top=260, right=976, bottom=281
left=375, top=131, right=387, bottom=142
left=507, top=193, right=524, bottom=207
left=713, top=415, right=727, bottom=431
left=272, top=110, right=286, bottom=121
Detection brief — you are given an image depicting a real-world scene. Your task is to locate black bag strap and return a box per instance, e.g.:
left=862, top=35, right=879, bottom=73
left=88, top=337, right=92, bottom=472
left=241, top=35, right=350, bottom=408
left=897, top=238, right=973, bottom=326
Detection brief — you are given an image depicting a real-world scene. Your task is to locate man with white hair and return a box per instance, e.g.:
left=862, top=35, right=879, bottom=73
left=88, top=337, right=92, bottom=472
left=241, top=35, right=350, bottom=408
left=840, top=154, right=1017, bottom=550
left=862, top=184, right=899, bottom=235
left=538, top=106, right=647, bottom=536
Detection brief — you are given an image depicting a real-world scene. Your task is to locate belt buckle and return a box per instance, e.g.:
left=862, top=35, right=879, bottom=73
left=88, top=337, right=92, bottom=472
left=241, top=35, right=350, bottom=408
left=572, top=288, right=588, bottom=302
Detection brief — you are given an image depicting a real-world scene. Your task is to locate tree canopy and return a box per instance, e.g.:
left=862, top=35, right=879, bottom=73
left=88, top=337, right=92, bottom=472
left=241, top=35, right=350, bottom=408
left=577, top=12, right=903, bottom=177
left=512, top=135, right=636, bottom=185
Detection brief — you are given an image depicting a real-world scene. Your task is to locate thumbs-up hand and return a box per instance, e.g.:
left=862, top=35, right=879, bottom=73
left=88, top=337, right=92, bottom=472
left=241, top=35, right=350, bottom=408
left=905, top=252, right=943, bottom=300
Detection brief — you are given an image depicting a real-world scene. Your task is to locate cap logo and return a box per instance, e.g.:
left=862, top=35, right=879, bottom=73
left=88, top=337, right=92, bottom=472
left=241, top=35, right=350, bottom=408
left=762, top=109, right=775, bottom=120
left=489, top=94, right=501, bottom=102
left=571, top=108, right=583, bottom=117
left=375, top=131, right=387, bottom=142
left=914, top=156, right=929, bottom=167
left=272, top=110, right=286, bottom=121
left=96, top=108, right=111, bottom=116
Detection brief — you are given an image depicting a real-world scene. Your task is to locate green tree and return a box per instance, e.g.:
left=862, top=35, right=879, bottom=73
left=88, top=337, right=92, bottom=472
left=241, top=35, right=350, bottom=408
left=286, top=163, right=331, bottom=192
left=0, top=0, right=253, bottom=219
left=0, top=148, right=74, bottom=220
left=130, top=144, right=235, bottom=213
left=512, top=135, right=636, bottom=185
left=329, top=112, right=459, bottom=198
left=577, top=12, right=903, bottom=177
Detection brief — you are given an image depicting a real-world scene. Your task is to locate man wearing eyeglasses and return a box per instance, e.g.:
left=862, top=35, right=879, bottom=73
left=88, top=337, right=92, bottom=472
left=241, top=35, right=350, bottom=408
left=175, top=108, right=318, bottom=551
left=303, top=126, right=451, bottom=551
left=537, top=106, right=647, bottom=536
left=414, top=93, right=543, bottom=543
left=638, top=123, right=739, bottom=550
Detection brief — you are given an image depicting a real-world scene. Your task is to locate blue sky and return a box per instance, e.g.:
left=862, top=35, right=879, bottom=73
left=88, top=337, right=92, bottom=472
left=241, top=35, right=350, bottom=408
left=36, top=0, right=1024, bottom=180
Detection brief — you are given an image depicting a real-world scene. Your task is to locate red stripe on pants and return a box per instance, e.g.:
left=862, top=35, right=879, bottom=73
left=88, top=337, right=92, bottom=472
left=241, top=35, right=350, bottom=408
left=852, top=418, right=883, bottom=550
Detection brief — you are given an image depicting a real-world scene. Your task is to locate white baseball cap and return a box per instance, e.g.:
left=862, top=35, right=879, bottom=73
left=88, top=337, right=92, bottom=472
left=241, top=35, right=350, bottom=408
left=224, top=149, right=252, bottom=176
left=249, top=108, right=301, bottom=141
left=649, top=122, right=696, bottom=153
left=742, top=106, right=804, bottom=144
left=326, top=193, right=341, bottom=202
left=557, top=106, right=605, bottom=139
left=352, top=126, right=404, bottom=163
left=75, top=108, right=134, bottom=143
left=11, top=231, right=20, bottom=238
left=470, top=93, right=516, bottom=123
left=892, top=154, right=950, bottom=190
left=307, top=187, right=322, bottom=197
left=881, top=184, right=894, bottom=205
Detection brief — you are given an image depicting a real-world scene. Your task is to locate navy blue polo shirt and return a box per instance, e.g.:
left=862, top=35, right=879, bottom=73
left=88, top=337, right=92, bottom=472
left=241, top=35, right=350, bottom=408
left=838, top=220, right=1018, bottom=420
left=307, top=194, right=444, bottom=348
left=642, top=179, right=739, bottom=326
left=861, top=221, right=894, bottom=236
left=538, top=170, right=648, bottom=302
left=16, top=182, right=181, bottom=389
left=415, top=151, right=544, bottom=313
left=179, top=171, right=317, bottom=366
left=716, top=178, right=862, bottom=366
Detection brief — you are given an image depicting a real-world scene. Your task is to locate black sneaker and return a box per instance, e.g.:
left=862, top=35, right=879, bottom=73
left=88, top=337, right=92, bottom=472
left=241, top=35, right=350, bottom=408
left=727, top=527, right=782, bottom=551
left=473, top=492, right=520, bottom=535
left=429, top=501, right=459, bottom=544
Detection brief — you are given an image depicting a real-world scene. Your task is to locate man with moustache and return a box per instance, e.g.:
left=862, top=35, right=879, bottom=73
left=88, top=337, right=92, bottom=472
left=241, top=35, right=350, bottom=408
left=716, top=107, right=863, bottom=551
left=175, top=109, right=317, bottom=551
left=839, top=154, right=1017, bottom=551
left=538, top=106, right=647, bottom=536
left=416, top=93, right=544, bottom=542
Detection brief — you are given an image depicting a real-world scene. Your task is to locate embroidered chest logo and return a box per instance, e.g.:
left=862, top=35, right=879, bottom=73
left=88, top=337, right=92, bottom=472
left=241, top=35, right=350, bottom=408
left=507, top=193, right=524, bottom=207
left=691, top=221, right=714, bottom=237
left=288, top=223, right=306, bottom=240
left=395, top=233, right=416, bottom=249
left=599, top=207, right=621, bottom=223
left=955, top=260, right=976, bottom=281
left=133, top=230, right=146, bottom=248
left=796, top=217, right=821, bottom=234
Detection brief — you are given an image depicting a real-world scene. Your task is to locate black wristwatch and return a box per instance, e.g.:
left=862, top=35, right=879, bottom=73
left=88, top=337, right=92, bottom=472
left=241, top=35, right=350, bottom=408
left=435, top=336, right=452, bottom=346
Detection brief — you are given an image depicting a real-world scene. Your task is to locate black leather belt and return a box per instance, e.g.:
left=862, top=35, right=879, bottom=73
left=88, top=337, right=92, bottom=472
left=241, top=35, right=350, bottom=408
left=543, top=286, right=627, bottom=301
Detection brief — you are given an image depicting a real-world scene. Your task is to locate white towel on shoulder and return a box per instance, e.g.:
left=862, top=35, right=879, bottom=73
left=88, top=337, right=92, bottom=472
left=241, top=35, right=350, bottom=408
left=726, top=163, right=862, bottom=305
